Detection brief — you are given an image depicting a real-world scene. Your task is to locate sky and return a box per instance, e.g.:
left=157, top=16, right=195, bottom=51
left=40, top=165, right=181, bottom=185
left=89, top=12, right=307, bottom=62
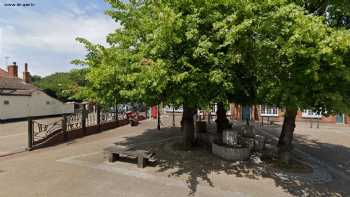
left=0, top=0, right=118, bottom=76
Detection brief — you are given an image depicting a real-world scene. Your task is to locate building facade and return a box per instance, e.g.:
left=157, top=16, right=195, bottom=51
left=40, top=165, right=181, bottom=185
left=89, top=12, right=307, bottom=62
left=0, top=62, right=74, bottom=122
left=230, top=104, right=349, bottom=124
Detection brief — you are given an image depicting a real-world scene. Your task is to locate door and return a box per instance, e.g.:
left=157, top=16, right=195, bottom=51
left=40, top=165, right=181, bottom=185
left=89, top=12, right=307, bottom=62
left=336, top=113, right=344, bottom=124
left=242, top=105, right=251, bottom=121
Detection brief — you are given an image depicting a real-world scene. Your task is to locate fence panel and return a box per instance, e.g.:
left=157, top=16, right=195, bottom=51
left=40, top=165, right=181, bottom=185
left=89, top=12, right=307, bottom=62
left=32, top=119, right=63, bottom=145
left=27, top=109, right=147, bottom=150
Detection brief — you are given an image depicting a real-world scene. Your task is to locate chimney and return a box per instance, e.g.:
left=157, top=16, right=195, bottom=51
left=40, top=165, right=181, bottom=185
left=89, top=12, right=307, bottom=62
left=7, top=62, right=18, bottom=78
left=23, top=63, right=31, bottom=83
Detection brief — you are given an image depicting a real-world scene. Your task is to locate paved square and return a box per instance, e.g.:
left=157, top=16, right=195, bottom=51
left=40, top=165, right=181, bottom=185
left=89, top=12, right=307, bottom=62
left=0, top=120, right=349, bottom=196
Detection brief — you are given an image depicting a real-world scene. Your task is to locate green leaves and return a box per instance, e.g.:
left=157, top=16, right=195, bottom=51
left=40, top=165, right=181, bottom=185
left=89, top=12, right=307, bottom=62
left=33, top=69, right=88, bottom=102
left=74, top=0, right=350, bottom=115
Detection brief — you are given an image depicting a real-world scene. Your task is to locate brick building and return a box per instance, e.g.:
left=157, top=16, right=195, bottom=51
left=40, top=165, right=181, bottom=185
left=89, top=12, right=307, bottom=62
left=230, top=104, right=349, bottom=124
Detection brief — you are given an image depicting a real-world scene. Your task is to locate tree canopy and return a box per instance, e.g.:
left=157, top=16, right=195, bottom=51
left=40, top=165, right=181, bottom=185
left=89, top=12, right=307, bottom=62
left=75, top=0, right=350, bottom=154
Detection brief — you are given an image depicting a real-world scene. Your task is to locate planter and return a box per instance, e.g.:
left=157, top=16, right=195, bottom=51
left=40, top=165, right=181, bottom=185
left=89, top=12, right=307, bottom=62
left=223, top=130, right=238, bottom=146
left=212, top=142, right=250, bottom=161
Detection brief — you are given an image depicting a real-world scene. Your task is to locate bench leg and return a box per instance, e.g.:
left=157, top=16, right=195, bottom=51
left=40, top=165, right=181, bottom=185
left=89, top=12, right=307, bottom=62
left=137, top=155, right=145, bottom=168
left=108, top=153, right=119, bottom=162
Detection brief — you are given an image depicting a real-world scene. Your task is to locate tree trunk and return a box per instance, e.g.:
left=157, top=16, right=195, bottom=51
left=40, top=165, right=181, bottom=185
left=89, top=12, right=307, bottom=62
left=216, top=102, right=229, bottom=144
left=278, top=107, right=298, bottom=163
left=182, top=106, right=195, bottom=149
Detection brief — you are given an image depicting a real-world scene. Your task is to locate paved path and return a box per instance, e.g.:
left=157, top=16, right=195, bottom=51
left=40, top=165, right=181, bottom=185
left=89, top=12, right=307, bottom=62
left=0, top=121, right=27, bottom=156
left=0, top=119, right=349, bottom=196
left=258, top=122, right=350, bottom=196
left=0, top=120, right=294, bottom=197
left=261, top=123, right=350, bottom=177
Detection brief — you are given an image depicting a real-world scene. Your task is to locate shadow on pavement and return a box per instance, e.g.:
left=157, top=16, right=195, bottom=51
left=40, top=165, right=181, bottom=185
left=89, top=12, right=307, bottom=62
left=113, top=125, right=349, bottom=196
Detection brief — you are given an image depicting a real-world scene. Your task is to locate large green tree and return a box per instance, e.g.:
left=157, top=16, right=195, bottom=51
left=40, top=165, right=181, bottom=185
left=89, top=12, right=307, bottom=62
left=76, top=0, right=350, bottom=161
left=212, top=1, right=350, bottom=162
left=256, top=4, right=350, bottom=162
left=72, top=38, right=136, bottom=109
left=103, top=0, right=252, bottom=148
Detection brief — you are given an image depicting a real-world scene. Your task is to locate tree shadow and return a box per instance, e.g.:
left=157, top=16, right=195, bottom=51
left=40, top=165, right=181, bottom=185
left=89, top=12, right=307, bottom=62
left=259, top=124, right=350, bottom=196
left=294, top=134, right=350, bottom=176
left=112, top=125, right=349, bottom=196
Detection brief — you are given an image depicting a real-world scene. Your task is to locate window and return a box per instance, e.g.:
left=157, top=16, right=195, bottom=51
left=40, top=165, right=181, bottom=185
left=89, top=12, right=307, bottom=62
left=302, top=110, right=321, bottom=118
left=261, top=105, right=278, bottom=117
left=3, top=100, right=10, bottom=105
left=164, top=106, right=183, bottom=113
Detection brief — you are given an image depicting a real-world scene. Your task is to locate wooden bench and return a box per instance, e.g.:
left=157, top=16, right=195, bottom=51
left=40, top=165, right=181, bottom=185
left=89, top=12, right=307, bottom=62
left=104, top=146, right=156, bottom=168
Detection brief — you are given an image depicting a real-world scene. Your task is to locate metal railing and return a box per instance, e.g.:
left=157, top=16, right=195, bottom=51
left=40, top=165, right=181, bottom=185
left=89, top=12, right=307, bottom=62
left=28, top=108, right=142, bottom=150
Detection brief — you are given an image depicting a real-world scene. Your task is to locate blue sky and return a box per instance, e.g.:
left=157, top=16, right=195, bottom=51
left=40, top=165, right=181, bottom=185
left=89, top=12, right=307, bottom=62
left=0, top=0, right=118, bottom=76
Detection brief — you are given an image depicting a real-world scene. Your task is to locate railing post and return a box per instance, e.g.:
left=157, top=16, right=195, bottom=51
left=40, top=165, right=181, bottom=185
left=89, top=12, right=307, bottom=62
left=62, top=115, right=68, bottom=141
left=82, top=105, right=86, bottom=134
left=27, top=117, right=33, bottom=151
left=97, top=106, right=101, bottom=131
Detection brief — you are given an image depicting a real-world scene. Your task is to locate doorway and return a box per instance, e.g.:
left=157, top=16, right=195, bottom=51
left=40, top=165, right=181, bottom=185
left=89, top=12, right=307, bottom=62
left=336, top=113, right=344, bottom=124
left=242, top=105, right=251, bottom=121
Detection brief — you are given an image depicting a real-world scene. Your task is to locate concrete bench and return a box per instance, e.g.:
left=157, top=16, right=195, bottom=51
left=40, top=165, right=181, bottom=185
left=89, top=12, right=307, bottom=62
left=104, top=146, right=156, bottom=168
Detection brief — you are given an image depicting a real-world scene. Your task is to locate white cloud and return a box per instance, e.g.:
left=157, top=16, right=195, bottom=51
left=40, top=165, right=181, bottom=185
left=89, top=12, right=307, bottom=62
left=2, top=11, right=117, bottom=54
left=0, top=1, right=119, bottom=76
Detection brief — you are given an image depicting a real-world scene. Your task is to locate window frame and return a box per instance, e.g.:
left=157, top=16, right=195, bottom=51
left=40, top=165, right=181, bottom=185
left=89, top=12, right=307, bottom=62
left=260, top=105, right=279, bottom=117
left=302, top=109, right=322, bottom=118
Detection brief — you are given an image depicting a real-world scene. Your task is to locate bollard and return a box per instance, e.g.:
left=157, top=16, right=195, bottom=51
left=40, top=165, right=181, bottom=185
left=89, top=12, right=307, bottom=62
left=310, top=118, right=313, bottom=128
